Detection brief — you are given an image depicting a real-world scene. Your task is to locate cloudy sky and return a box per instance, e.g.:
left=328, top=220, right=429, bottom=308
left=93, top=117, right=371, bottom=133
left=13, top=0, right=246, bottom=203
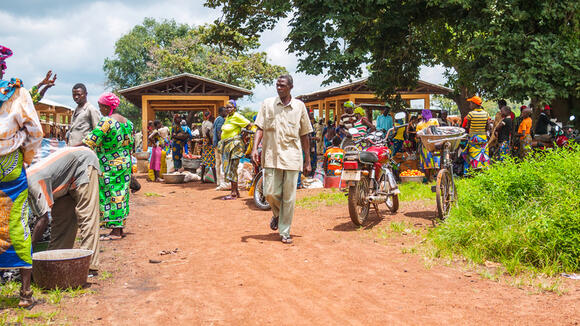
left=1, top=1, right=445, bottom=111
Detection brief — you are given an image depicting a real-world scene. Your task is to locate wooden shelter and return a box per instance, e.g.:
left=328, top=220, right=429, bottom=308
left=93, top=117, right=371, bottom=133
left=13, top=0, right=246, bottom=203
left=297, top=78, right=452, bottom=122
left=34, top=99, right=74, bottom=140
left=119, top=73, right=252, bottom=150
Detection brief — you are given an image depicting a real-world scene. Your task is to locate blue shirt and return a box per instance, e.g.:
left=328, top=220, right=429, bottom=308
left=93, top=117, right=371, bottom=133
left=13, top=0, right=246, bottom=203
left=212, top=116, right=225, bottom=147
left=376, top=114, right=393, bottom=131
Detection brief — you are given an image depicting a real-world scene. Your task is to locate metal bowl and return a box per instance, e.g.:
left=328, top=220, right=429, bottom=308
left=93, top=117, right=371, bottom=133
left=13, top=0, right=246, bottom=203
left=162, top=173, right=185, bottom=184
left=32, top=249, right=93, bottom=290
left=417, top=127, right=466, bottom=152
left=182, top=158, right=201, bottom=170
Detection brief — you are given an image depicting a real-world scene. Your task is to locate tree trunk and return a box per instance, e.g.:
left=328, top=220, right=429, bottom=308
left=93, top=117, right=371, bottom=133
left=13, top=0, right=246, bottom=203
left=452, top=85, right=471, bottom=120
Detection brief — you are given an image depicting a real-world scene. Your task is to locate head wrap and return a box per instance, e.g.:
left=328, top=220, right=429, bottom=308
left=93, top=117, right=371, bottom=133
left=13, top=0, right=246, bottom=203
left=98, top=92, right=120, bottom=116
left=520, top=105, right=527, bottom=111
left=466, top=95, right=483, bottom=106
left=354, top=107, right=366, bottom=116
left=421, top=109, right=433, bottom=120
left=228, top=99, right=237, bottom=108
left=0, top=45, right=13, bottom=76
left=344, top=101, right=355, bottom=109
left=544, top=105, right=551, bottom=111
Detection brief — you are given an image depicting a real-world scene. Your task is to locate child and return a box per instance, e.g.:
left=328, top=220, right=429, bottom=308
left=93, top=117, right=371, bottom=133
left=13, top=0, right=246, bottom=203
left=324, top=136, right=345, bottom=176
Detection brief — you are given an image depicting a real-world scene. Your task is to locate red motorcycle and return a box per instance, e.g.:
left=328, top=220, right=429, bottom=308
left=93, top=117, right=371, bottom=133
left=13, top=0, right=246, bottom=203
left=341, top=126, right=402, bottom=226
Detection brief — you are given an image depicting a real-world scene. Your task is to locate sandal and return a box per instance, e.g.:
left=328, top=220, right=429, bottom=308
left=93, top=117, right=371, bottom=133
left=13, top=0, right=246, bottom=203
left=19, top=290, right=43, bottom=310
left=222, top=195, right=237, bottom=200
left=281, top=235, right=293, bottom=244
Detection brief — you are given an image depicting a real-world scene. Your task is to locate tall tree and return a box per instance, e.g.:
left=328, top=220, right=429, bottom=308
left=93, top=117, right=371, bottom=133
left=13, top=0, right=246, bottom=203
left=103, top=18, right=286, bottom=125
left=205, top=0, right=580, bottom=116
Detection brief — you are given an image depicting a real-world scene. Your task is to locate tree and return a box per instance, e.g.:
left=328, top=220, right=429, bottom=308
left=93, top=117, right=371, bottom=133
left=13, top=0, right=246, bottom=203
left=205, top=0, right=580, bottom=117
left=103, top=18, right=287, bottom=125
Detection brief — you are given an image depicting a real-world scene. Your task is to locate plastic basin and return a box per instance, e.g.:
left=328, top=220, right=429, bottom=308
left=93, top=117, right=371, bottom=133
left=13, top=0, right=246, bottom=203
left=32, top=249, right=93, bottom=290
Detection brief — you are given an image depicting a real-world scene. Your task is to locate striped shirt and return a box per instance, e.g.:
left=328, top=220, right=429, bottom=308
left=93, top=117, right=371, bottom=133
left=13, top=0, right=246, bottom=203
left=465, top=108, right=490, bottom=136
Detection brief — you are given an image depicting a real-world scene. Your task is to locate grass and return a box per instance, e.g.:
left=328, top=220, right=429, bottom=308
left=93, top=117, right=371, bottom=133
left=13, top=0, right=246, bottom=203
left=296, top=189, right=347, bottom=209
left=296, top=179, right=435, bottom=210
left=398, top=181, right=436, bottom=202
left=428, top=144, right=580, bottom=276
left=0, top=281, right=95, bottom=324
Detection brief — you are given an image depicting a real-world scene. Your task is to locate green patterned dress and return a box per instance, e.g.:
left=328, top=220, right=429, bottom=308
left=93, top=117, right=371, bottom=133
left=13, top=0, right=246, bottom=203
left=83, top=117, right=134, bottom=228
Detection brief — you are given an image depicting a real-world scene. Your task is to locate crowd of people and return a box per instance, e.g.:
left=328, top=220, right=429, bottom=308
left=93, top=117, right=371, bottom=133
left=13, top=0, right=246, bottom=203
left=0, top=39, right=571, bottom=309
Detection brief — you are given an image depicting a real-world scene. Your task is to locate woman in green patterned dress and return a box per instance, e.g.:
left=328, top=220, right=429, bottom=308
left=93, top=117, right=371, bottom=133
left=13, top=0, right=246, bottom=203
left=83, top=92, right=133, bottom=240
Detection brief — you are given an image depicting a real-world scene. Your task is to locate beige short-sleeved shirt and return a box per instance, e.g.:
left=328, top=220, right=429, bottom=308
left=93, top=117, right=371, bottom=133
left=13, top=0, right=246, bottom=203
left=255, top=97, right=313, bottom=171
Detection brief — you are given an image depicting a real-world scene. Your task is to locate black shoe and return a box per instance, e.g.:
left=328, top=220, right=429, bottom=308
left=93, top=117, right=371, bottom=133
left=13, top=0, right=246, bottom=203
left=270, top=216, right=279, bottom=231
left=281, top=235, right=293, bottom=244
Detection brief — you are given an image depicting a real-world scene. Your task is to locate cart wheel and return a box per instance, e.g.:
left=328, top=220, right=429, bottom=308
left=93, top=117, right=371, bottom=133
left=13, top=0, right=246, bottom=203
left=436, top=169, right=453, bottom=219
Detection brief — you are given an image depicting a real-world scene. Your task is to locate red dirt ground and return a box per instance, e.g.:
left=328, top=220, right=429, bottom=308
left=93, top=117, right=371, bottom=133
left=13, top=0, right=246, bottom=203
left=47, top=176, right=579, bottom=325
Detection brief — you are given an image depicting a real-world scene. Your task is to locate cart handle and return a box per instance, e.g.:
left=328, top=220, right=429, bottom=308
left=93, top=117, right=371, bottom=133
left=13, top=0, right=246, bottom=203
left=426, top=135, right=467, bottom=143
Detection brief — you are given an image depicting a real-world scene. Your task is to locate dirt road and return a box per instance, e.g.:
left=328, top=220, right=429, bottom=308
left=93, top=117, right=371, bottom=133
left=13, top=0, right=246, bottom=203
left=53, top=177, right=579, bottom=325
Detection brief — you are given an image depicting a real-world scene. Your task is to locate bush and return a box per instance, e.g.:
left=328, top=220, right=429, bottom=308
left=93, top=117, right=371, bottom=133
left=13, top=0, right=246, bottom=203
left=429, top=144, right=580, bottom=275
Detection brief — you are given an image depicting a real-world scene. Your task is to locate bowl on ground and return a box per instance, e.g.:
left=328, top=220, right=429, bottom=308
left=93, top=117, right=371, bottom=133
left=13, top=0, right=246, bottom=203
left=32, top=249, right=93, bottom=290
left=163, top=173, right=185, bottom=184
left=134, top=152, right=150, bottom=160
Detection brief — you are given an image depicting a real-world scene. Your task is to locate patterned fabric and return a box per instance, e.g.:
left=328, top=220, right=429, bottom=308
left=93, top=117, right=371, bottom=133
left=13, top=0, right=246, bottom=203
left=351, top=119, right=368, bottom=139
left=201, top=138, right=215, bottom=168
left=83, top=117, right=134, bottom=228
left=219, top=136, right=244, bottom=183
left=324, top=147, right=345, bottom=176
left=419, top=143, right=440, bottom=170
left=498, top=140, right=510, bottom=161
left=171, top=123, right=187, bottom=169
left=0, top=150, right=33, bottom=268
left=0, top=84, right=43, bottom=165
left=0, top=45, right=12, bottom=75
left=28, top=85, right=42, bottom=104
left=462, top=134, right=490, bottom=173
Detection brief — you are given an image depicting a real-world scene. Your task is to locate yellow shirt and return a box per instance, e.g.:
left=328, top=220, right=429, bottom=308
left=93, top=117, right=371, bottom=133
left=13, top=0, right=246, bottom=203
left=394, top=122, right=405, bottom=140
left=221, top=112, right=250, bottom=140
left=255, top=97, right=313, bottom=171
left=416, top=118, right=439, bottom=132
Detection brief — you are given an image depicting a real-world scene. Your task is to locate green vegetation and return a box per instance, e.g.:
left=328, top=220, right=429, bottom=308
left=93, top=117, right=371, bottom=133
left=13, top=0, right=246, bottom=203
left=398, top=182, right=435, bottom=203
left=296, top=189, right=347, bottom=209
left=429, top=145, right=580, bottom=275
left=104, top=18, right=286, bottom=126
left=207, top=0, right=580, bottom=115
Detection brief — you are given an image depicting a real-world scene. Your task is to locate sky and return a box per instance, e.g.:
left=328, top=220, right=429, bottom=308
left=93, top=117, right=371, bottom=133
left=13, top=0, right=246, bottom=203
left=0, top=1, right=446, bottom=111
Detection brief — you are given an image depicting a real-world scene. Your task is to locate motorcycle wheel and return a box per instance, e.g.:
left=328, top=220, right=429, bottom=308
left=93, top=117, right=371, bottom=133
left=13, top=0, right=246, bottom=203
left=348, top=176, right=370, bottom=226
left=379, top=174, right=399, bottom=213
left=253, top=172, right=271, bottom=210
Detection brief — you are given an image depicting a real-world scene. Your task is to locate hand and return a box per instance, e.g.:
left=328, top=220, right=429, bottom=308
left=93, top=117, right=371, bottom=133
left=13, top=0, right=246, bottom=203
left=45, top=73, right=57, bottom=88
left=303, top=162, right=312, bottom=176
left=251, top=149, right=260, bottom=166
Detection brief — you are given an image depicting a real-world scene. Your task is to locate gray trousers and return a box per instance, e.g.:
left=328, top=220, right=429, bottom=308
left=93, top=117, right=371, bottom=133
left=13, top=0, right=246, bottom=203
left=263, top=168, right=299, bottom=238
left=50, top=167, right=100, bottom=270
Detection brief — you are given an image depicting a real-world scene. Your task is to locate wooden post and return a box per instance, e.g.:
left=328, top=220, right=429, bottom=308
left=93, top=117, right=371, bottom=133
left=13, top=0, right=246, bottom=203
left=424, top=95, right=430, bottom=109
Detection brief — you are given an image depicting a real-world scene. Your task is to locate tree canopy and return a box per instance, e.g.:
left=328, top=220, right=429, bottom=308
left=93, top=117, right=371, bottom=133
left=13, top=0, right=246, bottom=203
left=103, top=18, right=287, bottom=124
left=205, top=0, right=579, bottom=116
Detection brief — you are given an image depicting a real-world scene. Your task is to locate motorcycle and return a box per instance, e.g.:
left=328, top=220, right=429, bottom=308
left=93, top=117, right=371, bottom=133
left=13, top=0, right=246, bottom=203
left=341, top=122, right=405, bottom=226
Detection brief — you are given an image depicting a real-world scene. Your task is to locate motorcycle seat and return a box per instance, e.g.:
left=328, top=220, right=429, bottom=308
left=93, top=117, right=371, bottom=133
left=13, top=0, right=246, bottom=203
left=359, top=151, right=379, bottom=163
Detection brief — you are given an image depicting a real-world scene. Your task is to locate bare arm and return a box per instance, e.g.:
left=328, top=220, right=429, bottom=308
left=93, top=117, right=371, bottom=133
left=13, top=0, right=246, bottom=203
left=251, top=128, right=263, bottom=165
left=301, top=134, right=311, bottom=175
left=31, top=213, right=49, bottom=247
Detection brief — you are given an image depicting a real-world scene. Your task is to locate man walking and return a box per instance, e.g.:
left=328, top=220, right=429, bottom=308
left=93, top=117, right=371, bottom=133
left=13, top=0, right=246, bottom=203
left=253, top=75, right=313, bottom=244
left=68, top=83, right=101, bottom=146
